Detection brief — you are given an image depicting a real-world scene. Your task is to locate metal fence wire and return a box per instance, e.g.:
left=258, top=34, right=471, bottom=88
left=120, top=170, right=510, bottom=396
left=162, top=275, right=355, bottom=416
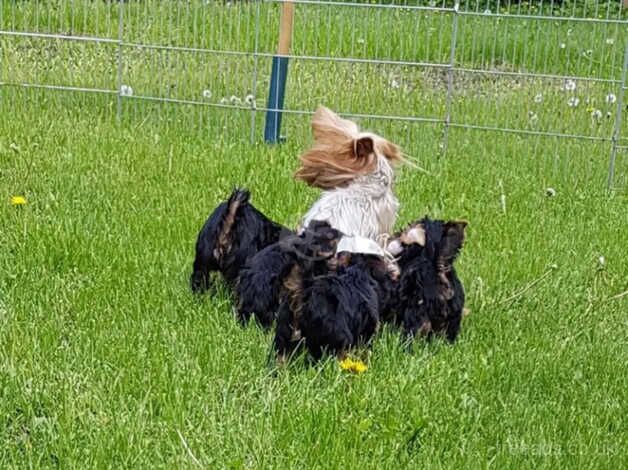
left=1, top=1, right=627, bottom=188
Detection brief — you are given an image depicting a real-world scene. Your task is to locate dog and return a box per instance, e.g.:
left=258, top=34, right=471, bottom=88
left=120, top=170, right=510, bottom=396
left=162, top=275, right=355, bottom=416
left=235, top=220, right=343, bottom=328
left=386, top=218, right=467, bottom=342
left=190, top=188, right=291, bottom=293
left=295, top=106, right=404, bottom=240
left=274, top=236, right=399, bottom=361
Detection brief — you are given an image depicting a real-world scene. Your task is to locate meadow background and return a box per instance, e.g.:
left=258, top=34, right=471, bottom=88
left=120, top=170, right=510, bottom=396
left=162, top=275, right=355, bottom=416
left=1, top=0, right=627, bottom=467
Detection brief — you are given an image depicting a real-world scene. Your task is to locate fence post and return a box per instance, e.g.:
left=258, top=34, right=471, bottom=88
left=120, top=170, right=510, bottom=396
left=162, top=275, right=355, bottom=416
left=116, top=0, right=125, bottom=121
left=442, top=1, right=460, bottom=156
left=264, top=0, right=295, bottom=144
left=607, top=45, right=628, bottom=190
left=250, top=0, right=263, bottom=143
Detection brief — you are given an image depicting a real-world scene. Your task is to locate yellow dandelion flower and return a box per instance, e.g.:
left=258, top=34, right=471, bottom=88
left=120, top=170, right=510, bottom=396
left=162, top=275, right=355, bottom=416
left=10, top=195, right=27, bottom=206
left=339, top=357, right=368, bottom=374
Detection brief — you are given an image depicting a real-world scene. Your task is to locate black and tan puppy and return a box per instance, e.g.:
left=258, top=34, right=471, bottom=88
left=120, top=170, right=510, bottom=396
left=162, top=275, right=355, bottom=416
left=274, top=237, right=398, bottom=361
left=387, top=218, right=467, bottom=342
left=190, top=189, right=291, bottom=293
left=235, top=220, right=343, bottom=328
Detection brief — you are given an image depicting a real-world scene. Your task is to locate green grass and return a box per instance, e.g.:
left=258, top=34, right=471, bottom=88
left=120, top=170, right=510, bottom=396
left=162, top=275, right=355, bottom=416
left=1, top=1, right=628, bottom=468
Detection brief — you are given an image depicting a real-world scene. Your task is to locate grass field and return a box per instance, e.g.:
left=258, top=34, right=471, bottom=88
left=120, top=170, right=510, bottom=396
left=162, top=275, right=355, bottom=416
left=2, top=1, right=628, bottom=468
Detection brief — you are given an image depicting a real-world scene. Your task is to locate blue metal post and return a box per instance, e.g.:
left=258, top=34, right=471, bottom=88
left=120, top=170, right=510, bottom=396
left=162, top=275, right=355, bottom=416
left=264, top=55, right=289, bottom=143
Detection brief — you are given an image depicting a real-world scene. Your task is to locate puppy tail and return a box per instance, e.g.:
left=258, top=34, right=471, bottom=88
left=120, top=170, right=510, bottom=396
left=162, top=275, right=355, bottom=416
left=228, top=188, right=251, bottom=207
left=215, top=188, right=250, bottom=257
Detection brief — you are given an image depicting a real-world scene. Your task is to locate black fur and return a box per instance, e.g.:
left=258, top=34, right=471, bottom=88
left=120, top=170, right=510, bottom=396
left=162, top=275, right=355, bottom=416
left=236, top=220, right=342, bottom=328
left=190, top=188, right=291, bottom=293
left=274, top=252, right=396, bottom=360
left=392, top=218, right=466, bottom=342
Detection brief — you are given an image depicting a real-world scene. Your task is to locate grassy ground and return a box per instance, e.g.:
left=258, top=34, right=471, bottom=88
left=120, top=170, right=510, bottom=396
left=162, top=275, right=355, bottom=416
left=2, top=1, right=628, bottom=468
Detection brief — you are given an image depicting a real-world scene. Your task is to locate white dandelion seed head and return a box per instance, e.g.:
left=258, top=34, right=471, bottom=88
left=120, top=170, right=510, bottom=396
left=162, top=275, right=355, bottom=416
left=567, top=96, right=580, bottom=107
left=245, top=94, right=255, bottom=104
left=605, top=38, right=615, bottom=45
left=534, top=93, right=543, bottom=103
left=483, top=9, right=491, bottom=15
left=582, top=49, right=593, bottom=57
left=605, top=93, right=616, bottom=104
left=528, top=111, right=538, bottom=122
left=591, top=109, right=603, bottom=120
left=559, top=43, right=566, bottom=49
left=546, top=187, right=556, bottom=197
left=606, top=111, right=612, bottom=119
left=229, top=95, right=242, bottom=105
left=563, top=79, right=576, bottom=91
left=202, top=89, right=212, bottom=99
left=598, top=255, right=605, bottom=266
left=120, top=84, right=133, bottom=97
left=390, top=79, right=400, bottom=89
left=499, top=194, right=507, bottom=213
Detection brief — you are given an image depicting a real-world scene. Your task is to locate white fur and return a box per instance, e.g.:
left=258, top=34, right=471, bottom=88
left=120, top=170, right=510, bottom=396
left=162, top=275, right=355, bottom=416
left=300, top=156, right=398, bottom=239
left=337, top=235, right=386, bottom=257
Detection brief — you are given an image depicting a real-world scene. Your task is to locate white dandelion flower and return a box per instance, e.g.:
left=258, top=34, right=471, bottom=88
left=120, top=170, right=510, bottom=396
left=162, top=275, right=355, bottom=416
left=559, top=43, right=566, bottom=49
left=567, top=96, right=580, bottom=107
left=546, top=187, right=556, bottom=197
left=534, top=93, right=543, bottom=103
left=605, top=38, right=615, bottom=45
left=605, top=93, right=616, bottom=104
left=202, top=89, right=212, bottom=99
left=563, top=79, right=576, bottom=91
left=120, top=84, right=133, bottom=97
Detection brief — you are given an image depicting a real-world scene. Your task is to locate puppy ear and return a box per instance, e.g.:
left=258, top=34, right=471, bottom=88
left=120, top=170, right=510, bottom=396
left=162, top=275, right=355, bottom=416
left=400, top=225, right=426, bottom=246
left=436, top=221, right=466, bottom=300
left=439, top=221, right=467, bottom=265
left=353, top=136, right=375, bottom=160
left=312, top=106, right=359, bottom=143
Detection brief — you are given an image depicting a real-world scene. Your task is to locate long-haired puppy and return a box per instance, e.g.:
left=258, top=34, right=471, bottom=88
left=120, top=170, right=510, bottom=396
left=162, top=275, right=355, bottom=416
left=235, top=220, right=343, bottom=328
left=274, top=236, right=399, bottom=361
left=190, top=188, right=291, bottom=293
left=386, top=218, right=467, bottom=342
left=295, top=106, right=404, bottom=240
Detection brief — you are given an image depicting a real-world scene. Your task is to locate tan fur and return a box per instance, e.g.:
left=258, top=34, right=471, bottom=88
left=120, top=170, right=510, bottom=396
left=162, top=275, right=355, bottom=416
left=214, top=196, right=243, bottom=262
left=295, top=106, right=403, bottom=189
left=282, top=264, right=304, bottom=338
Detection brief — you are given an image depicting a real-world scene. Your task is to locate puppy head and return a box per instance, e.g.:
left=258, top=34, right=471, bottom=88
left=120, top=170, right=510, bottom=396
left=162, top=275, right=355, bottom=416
left=283, top=220, right=343, bottom=273
left=435, top=220, right=467, bottom=300
left=389, top=218, right=467, bottom=301
left=294, top=106, right=403, bottom=189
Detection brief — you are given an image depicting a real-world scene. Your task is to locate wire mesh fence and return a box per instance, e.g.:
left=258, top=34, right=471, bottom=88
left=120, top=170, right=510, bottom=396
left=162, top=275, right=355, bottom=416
left=1, top=0, right=627, bottom=189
